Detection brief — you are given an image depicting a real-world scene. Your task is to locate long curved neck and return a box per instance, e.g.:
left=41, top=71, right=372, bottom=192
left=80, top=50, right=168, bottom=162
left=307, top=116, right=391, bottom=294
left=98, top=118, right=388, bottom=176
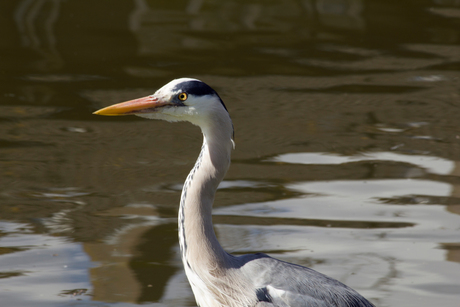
left=178, top=120, right=233, bottom=279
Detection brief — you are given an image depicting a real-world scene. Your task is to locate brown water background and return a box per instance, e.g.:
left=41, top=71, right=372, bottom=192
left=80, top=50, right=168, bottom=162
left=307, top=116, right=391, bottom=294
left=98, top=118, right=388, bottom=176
left=1, top=0, right=460, bottom=306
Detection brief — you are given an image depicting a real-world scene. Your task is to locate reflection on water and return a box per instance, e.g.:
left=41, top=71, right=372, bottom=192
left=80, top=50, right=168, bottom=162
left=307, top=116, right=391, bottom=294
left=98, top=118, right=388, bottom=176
left=1, top=0, right=460, bottom=306
left=270, top=151, right=456, bottom=175
left=0, top=222, right=92, bottom=306
left=14, top=0, right=63, bottom=72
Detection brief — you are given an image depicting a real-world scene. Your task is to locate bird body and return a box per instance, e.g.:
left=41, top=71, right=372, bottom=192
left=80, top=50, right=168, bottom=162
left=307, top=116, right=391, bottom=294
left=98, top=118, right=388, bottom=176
left=94, top=78, right=375, bottom=307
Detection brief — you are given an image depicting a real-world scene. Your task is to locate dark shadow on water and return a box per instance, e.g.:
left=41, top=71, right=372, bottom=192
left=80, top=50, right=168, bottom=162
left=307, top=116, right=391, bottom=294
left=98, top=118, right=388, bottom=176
left=380, top=195, right=460, bottom=206
left=0, top=139, right=53, bottom=148
left=213, top=215, right=415, bottom=229
left=281, top=84, right=426, bottom=94
left=129, top=223, right=178, bottom=303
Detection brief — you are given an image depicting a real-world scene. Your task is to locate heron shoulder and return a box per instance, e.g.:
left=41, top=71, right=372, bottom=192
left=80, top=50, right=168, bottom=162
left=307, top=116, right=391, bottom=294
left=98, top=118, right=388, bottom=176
left=237, top=255, right=375, bottom=307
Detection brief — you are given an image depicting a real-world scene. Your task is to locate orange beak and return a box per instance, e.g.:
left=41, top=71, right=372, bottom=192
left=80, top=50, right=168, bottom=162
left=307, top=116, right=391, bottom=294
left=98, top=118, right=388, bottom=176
left=93, top=95, right=168, bottom=116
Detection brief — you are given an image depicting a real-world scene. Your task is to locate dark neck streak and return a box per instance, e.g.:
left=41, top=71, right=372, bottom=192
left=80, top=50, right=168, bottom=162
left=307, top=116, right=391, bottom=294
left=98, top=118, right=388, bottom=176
left=178, top=141, right=205, bottom=262
left=178, top=130, right=232, bottom=277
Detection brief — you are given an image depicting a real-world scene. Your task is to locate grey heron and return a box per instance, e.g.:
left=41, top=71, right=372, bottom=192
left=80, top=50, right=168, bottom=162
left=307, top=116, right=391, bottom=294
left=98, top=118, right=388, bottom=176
left=94, top=78, right=375, bottom=307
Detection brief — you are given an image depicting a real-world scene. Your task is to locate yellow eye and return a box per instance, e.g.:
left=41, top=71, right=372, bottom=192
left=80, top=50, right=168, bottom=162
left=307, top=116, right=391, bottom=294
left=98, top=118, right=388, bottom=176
left=178, top=92, right=188, bottom=101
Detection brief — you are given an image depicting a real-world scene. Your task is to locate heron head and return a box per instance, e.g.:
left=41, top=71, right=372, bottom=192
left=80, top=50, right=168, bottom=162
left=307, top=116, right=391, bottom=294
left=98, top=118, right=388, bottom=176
left=93, top=78, right=230, bottom=128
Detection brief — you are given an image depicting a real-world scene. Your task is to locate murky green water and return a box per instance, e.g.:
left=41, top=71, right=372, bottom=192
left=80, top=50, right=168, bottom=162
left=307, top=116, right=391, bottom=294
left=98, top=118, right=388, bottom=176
left=1, top=0, right=460, bottom=306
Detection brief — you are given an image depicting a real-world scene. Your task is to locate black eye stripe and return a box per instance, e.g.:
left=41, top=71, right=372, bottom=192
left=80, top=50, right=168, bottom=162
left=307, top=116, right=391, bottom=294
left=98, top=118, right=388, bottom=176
left=172, top=80, right=215, bottom=96
left=172, top=80, right=230, bottom=113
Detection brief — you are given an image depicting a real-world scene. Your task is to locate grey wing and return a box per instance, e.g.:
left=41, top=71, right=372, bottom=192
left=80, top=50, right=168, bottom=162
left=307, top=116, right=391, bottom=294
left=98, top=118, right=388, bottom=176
left=238, top=254, right=375, bottom=307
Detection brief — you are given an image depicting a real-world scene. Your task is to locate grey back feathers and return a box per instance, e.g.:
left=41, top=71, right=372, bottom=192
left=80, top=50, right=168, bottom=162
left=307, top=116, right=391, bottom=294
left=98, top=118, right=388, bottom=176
left=237, top=254, right=375, bottom=307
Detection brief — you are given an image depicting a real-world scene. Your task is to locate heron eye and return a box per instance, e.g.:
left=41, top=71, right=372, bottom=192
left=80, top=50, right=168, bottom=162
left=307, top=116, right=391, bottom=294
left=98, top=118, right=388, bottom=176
left=178, top=92, right=188, bottom=101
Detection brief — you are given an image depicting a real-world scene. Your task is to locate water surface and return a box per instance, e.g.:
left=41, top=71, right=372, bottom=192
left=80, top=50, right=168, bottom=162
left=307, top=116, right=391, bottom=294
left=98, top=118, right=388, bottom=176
left=1, top=0, right=460, bottom=306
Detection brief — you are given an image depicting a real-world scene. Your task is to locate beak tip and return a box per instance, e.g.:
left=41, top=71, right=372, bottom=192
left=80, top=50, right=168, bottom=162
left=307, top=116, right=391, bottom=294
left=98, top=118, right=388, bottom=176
left=92, top=109, right=107, bottom=116
left=93, top=107, right=123, bottom=116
